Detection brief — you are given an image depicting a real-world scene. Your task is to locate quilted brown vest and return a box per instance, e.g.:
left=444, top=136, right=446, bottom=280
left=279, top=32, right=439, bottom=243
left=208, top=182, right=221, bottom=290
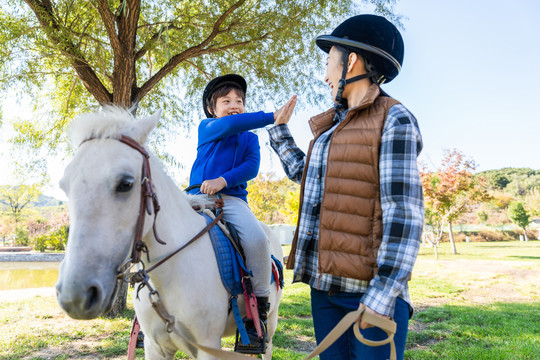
left=287, top=85, right=399, bottom=281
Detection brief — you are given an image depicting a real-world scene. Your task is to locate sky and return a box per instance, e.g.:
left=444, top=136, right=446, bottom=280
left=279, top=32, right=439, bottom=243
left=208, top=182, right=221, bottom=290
left=1, top=0, right=540, bottom=200
left=264, top=0, right=540, bottom=179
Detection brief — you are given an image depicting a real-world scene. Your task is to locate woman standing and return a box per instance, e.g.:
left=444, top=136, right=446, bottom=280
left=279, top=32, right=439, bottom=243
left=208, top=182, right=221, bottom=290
left=270, top=14, right=424, bottom=360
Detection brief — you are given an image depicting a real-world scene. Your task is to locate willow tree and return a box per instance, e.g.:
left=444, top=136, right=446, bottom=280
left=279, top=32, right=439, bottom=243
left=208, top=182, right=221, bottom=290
left=0, top=0, right=399, bottom=316
left=1, top=1, right=399, bottom=152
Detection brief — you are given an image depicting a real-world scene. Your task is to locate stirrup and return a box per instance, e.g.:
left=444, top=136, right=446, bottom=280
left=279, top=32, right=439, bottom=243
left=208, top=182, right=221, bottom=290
left=136, top=330, right=145, bottom=348
left=234, top=319, right=267, bottom=354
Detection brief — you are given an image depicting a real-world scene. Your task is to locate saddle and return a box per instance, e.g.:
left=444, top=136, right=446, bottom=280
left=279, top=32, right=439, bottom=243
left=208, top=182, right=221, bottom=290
left=126, top=196, right=284, bottom=357
left=198, top=208, right=284, bottom=353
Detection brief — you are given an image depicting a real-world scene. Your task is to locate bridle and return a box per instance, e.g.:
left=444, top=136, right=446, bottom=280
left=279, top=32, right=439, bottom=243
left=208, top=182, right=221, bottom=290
left=116, top=135, right=165, bottom=264
left=81, top=135, right=223, bottom=329
left=110, top=134, right=223, bottom=275
left=114, top=135, right=224, bottom=330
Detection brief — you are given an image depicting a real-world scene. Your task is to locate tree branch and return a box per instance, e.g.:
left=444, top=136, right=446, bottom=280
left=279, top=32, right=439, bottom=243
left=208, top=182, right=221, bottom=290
left=185, top=60, right=213, bottom=80
left=200, top=0, right=246, bottom=49
left=93, top=0, right=121, bottom=55
left=133, top=0, right=250, bottom=103
left=134, top=38, right=254, bottom=103
left=134, top=23, right=183, bottom=62
left=23, top=0, right=112, bottom=104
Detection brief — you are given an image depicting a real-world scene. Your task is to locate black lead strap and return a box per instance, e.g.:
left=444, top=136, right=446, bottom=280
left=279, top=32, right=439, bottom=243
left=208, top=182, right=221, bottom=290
left=334, top=50, right=377, bottom=107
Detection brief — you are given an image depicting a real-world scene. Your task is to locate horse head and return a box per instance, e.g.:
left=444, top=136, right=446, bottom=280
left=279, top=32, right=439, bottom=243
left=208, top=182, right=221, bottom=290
left=56, top=107, right=161, bottom=319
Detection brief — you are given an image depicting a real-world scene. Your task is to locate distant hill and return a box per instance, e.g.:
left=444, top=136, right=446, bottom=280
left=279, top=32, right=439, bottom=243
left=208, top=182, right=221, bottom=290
left=33, top=194, right=64, bottom=207
left=476, top=167, right=540, bottom=178
left=0, top=185, right=64, bottom=208
left=476, top=168, right=540, bottom=193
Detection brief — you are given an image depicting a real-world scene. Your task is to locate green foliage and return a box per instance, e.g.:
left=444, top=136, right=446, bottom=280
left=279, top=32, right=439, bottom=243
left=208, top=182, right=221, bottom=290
left=492, top=173, right=510, bottom=189
left=14, top=226, right=28, bottom=246
left=508, top=202, right=530, bottom=230
left=0, top=183, right=42, bottom=230
left=247, top=172, right=299, bottom=224
left=32, top=225, right=68, bottom=252
left=0, top=0, right=400, bottom=170
left=476, top=210, right=488, bottom=223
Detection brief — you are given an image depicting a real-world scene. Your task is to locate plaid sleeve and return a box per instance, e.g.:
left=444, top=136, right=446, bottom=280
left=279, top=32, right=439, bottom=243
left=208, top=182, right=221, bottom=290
left=362, top=104, right=425, bottom=317
left=268, top=124, right=306, bottom=184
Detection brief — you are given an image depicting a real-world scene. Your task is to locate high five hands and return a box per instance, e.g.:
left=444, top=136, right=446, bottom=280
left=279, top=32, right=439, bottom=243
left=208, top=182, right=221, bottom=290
left=274, top=95, right=298, bottom=125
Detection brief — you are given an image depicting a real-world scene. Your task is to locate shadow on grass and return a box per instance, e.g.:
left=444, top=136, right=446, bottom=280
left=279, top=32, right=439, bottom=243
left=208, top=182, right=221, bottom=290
left=406, top=302, right=540, bottom=360
left=508, top=255, right=540, bottom=260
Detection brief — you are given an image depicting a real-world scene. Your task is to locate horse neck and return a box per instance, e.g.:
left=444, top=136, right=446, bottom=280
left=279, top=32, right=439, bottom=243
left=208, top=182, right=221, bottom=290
left=141, top=154, right=203, bottom=260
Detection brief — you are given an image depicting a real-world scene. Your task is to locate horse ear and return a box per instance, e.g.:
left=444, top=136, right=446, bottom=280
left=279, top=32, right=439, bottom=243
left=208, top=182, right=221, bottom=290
left=133, top=109, right=161, bottom=143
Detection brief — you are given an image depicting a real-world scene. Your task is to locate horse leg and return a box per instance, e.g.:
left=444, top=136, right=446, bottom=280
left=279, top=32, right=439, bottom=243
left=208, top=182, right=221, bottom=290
left=262, top=297, right=280, bottom=360
left=144, top=336, right=177, bottom=360
left=191, top=317, right=228, bottom=360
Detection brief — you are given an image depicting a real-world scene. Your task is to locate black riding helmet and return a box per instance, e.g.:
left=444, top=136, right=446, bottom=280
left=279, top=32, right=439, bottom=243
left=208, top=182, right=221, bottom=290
left=202, top=74, right=247, bottom=118
left=316, top=15, right=404, bottom=105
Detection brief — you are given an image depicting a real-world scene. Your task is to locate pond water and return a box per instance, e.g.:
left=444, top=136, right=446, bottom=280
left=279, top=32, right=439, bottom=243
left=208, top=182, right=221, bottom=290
left=0, top=262, right=60, bottom=290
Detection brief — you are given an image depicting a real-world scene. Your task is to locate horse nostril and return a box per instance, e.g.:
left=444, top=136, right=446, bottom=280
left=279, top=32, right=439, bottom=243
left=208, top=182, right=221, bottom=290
left=85, top=285, right=101, bottom=311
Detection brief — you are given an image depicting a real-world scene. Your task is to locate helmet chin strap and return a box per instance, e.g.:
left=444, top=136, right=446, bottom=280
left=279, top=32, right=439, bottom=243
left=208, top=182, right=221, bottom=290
left=334, top=51, right=377, bottom=110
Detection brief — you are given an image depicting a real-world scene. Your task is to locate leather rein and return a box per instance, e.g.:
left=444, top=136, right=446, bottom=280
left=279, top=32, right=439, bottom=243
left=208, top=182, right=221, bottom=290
left=113, top=135, right=223, bottom=273
left=81, top=135, right=222, bottom=290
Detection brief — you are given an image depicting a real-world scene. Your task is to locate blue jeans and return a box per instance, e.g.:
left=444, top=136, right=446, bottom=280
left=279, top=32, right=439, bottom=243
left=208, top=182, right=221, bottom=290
left=310, top=288, right=410, bottom=360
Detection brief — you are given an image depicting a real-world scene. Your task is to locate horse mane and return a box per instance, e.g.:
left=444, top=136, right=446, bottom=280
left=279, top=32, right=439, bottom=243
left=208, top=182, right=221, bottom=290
left=69, top=106, right=199, bottom=208
left=68, top=106, right=136, bottom=148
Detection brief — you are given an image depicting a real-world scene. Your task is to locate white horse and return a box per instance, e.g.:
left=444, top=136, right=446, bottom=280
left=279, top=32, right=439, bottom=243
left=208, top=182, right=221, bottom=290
left=55, top=107, right=283, bottom=360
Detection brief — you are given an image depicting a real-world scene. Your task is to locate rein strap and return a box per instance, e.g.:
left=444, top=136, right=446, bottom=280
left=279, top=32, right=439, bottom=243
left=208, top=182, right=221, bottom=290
left=117, top=135, right=165, bottom=264
left=145, top=210, right=223, bottom=273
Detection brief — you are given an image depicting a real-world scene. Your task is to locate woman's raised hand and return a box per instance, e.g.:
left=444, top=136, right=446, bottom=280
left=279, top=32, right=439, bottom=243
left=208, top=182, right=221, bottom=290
left=274, top=95, right=298, bottom=125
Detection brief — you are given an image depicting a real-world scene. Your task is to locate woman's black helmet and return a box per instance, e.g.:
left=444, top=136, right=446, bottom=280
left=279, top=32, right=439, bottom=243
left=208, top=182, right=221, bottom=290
left=202, top=74, right=247, bottom=118
left=316, top=14, right=404, bottom=84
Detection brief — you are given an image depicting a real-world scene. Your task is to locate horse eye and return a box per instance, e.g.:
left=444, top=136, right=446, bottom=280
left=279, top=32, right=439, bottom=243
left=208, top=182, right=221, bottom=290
left=116, top=178, right=134, bottom=193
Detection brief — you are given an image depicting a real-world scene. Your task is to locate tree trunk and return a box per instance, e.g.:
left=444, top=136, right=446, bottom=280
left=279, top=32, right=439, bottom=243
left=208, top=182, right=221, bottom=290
left=523, top=228, right=529, bottom=242
left=104, top=280, right=129, bottom=318
left=448, top=221, right=458, bottom=255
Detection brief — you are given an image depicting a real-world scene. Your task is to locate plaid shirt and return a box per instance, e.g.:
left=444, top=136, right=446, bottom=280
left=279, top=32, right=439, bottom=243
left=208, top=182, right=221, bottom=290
left=268, top=103, right=424, bottom=317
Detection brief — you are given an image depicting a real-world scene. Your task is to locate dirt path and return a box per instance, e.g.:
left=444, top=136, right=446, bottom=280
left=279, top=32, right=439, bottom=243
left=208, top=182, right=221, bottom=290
left=412, top=258, right=539, bottom=308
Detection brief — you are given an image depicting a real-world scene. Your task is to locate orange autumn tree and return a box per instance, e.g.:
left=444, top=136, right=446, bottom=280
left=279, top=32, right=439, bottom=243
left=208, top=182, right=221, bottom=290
left=420, top=149, right=489, bottom=255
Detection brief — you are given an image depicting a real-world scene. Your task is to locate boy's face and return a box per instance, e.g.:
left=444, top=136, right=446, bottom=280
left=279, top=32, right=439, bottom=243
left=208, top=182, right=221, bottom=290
left=211, top=89, right=245, bottom=118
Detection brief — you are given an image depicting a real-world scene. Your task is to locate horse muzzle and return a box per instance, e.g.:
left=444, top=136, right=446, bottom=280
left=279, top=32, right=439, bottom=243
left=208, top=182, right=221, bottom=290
left=56, top=265, right=118, bottom=319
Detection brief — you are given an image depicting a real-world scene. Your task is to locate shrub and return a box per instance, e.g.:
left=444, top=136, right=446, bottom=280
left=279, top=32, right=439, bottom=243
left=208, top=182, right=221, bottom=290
left=48, top=226, right=68, bottom=250
left=14, top=227, right=29, bottom=246
left=32, top=234, right=49, bottom=252
left=30, top=225, right=68, bottom=252
left=439, top=230, right=534, bottom=242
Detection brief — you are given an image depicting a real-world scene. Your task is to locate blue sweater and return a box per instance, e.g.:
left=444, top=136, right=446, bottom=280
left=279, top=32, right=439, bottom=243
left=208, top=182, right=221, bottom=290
left=188, top=111, right=274, bottom=202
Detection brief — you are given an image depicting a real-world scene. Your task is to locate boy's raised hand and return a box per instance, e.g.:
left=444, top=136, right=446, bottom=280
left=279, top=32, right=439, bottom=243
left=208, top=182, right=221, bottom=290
left=274, top=95, right=298, bottom=125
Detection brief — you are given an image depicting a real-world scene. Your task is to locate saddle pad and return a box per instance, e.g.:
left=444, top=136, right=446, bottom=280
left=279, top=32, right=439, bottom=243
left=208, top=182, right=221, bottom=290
left=201, top=213, right=245, bottom=295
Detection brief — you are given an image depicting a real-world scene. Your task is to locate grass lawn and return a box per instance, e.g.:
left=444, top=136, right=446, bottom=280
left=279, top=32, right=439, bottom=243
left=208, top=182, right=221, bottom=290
left=0, top=240, right=538, bottom=359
